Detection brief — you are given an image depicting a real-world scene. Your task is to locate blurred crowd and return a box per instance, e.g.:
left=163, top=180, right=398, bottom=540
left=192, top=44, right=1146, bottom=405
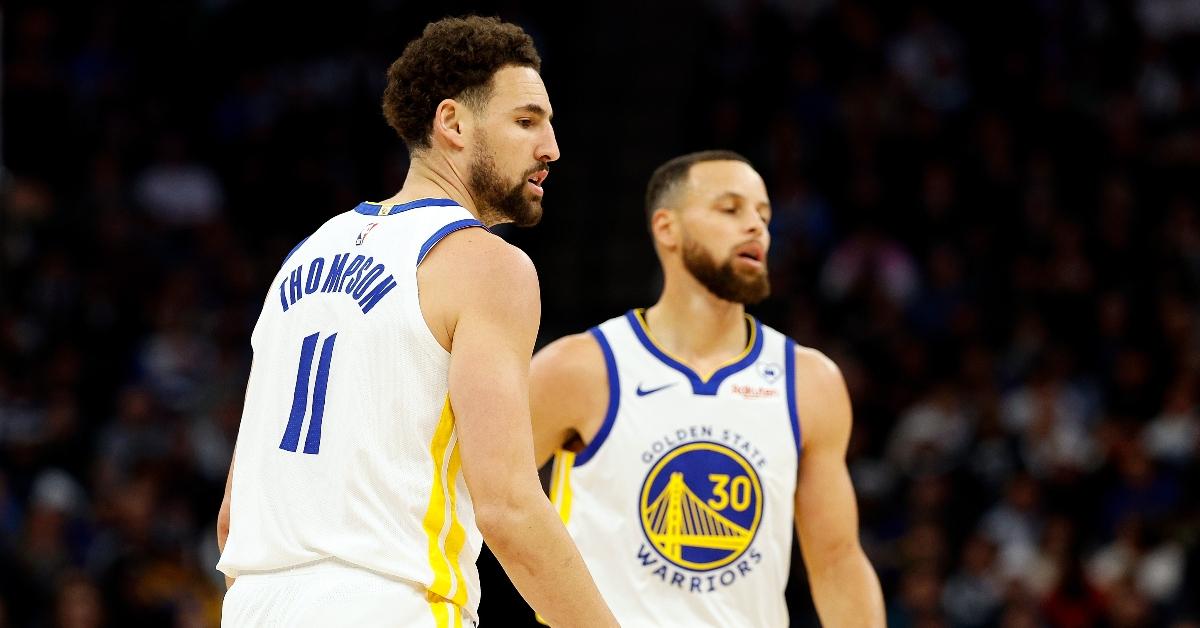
left=3, top=1, right=1199, bottom=626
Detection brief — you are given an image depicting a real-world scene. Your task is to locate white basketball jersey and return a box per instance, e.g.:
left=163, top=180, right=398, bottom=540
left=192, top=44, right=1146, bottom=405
left=549, top=310, right=801, bottom=627
left=217, top=198, right=487, bottom=622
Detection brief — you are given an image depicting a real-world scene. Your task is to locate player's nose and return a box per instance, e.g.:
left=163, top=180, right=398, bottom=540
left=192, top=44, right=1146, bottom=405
left=743, top=211, right=765, bottom=235
left=537, top=124, right=560, bottom=163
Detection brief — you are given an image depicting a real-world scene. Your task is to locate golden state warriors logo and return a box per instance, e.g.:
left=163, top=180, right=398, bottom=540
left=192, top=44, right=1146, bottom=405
left=639, top=441, right=763, bottom=571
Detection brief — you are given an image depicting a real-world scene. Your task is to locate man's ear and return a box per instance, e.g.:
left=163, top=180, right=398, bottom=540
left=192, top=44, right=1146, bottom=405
left=651, top=207, right=680, bottom=250
left=432, top=98, right=470, bottom=150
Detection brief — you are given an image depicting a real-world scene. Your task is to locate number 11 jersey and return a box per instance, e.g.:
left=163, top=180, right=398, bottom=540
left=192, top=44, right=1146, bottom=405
left=217, top=199, right=486, bottom=621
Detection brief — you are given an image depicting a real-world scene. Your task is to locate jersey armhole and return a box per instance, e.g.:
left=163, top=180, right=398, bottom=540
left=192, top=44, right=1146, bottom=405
left=785, top=337, right=803, bottom=457
left=573, top=327, right=620, bottom=467
left=406, top=217, right=488, bottom=362
left=415, top=219, right=486, bottom=267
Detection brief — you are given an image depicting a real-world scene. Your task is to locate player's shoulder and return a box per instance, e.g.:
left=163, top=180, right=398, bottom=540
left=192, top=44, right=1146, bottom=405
left=432, top=225, right=531, bottom=268
left=792, top=344, right=839, bottom=375
left=422, top=226, right=537, bottom=291
left=530, top=331, right=609, bottom=404
left=417, top=225, right=540, bottom=338
left=534, top=332, right=606, bottom=373
left=788, top=342, right=847, bottom=397
left=788, top=342, right=853, bottom=447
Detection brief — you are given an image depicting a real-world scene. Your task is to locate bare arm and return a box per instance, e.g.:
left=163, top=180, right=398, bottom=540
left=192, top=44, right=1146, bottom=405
left=421, top=229, right=616, bottom=628
left=793, top=347, right=884, bottom=627
left=529, top=333, right=609, bottom=467
left=217, top=450, right=235, bottom=589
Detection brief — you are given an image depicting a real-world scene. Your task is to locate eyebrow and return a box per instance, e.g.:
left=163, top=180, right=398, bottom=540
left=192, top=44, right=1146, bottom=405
left=514, top=103, right=553, bottom=121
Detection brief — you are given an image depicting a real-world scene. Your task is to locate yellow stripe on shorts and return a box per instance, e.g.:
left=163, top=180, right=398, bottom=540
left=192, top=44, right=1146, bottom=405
left=427, top=594, right=463, bottom=628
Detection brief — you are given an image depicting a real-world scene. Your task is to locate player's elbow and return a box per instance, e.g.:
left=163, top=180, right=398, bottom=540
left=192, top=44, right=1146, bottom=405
left=471, top=487, right=542, bottom=551
left=809, top=538, right=870, bottom=581
left=473, top=496, right=522, bottom=541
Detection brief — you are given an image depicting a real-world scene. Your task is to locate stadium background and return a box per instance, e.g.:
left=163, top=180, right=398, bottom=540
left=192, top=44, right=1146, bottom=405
left=3, top=0, right=1199, bottom=625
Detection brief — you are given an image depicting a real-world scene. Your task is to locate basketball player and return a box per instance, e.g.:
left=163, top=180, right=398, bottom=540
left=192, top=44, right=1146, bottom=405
left=215, top=17, right=616, bottom=628
left=530, top=151, right=885, bottom=626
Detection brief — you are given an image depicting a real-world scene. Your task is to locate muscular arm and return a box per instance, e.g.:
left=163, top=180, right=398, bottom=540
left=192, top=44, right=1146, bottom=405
left=529, top=333, right=609, bottom=467
left=792, top=347, right=884, bottom=627
left=420, top=230, right=616, bottom=628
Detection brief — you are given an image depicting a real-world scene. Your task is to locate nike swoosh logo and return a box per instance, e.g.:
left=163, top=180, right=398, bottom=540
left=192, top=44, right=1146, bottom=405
left=636, top=382, right=677, bottom=397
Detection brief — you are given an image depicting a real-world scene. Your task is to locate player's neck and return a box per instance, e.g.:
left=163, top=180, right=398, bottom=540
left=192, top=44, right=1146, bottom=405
left=644, top=278, right=748, bottom=369
left=378, top=159, right=483, bottom=222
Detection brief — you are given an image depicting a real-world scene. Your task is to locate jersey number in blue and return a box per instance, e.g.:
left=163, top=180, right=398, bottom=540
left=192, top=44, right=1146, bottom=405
left=280, top=332, right=337, bottom=454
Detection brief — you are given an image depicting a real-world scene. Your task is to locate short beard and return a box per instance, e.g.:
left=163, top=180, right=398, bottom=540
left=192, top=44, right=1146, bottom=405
left=468, top=133, right=543, bottom=227
left=682, top=236, right=770, bottom=304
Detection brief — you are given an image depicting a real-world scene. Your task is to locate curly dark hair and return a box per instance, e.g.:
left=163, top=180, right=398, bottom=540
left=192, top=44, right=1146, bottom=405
left=645, top=150, right=752, bottom=226
left=382, top=16, right=541, bottom=152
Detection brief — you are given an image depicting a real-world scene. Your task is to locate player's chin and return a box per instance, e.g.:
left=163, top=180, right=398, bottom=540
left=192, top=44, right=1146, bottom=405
left=737, top=285, right=771, bottom=305
left=734, top=274, right=771, bottom=304
left=512, top=201, right=543, bottom=227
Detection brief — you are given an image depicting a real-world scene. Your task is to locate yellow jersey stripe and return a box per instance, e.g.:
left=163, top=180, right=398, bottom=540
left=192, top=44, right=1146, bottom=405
left=551, top=450, right=576, bottom=524
left=633, top=309, right=756, bottom=382
left=429, top=594, right=451, bottom=628
left=442, top=440, right=470, bottom=607
left=547, top=450, right=563, bottom=509
left=536, top=450, right=578, bottom=626
left=423, top=397, right=459, bottom=601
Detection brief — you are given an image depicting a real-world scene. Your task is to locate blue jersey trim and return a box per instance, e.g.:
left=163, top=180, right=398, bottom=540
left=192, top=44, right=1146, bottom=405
left=281, top=237, right=309, bottom=268
left=353, top=197, right=462, bottom=216
left=416, top=218, right=486, bottom=266
left=574, top=327, right=620, bottom=466
left=784, top=338, right=802, bottom=456
left=624, top=310, right=764, bottom=396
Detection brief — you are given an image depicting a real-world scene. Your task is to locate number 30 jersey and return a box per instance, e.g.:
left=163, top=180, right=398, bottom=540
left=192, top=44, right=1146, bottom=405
left=217, top=199, right=486, bottom=621
left=548, top=310, right=802, bottom=627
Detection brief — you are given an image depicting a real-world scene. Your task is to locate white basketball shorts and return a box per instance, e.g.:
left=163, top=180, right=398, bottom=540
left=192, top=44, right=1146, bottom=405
left=221, top=558, right=475, bottom=627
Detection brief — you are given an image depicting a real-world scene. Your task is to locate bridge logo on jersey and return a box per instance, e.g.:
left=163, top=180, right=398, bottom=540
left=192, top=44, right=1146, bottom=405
left=639, top=441, right=763, bottom=572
